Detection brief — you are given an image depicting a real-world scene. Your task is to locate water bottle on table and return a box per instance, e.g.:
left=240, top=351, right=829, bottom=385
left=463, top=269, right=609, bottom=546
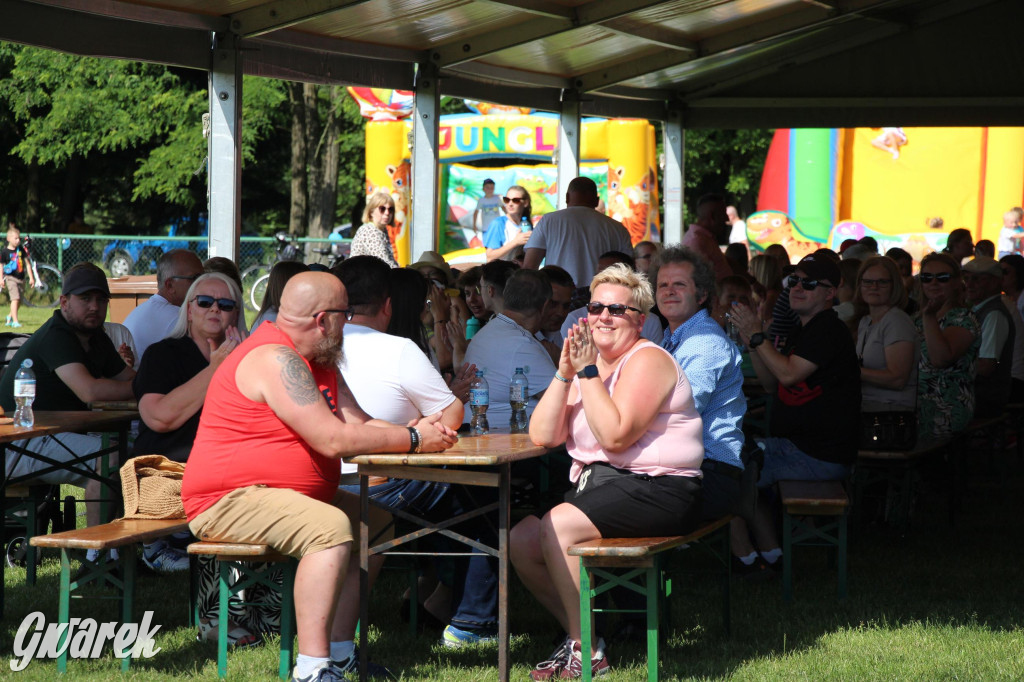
left=13, top=359, right=35, bottom=428
left=509, top=367, right=529, bottom=433
left=469, top=370, right=489, bottom=435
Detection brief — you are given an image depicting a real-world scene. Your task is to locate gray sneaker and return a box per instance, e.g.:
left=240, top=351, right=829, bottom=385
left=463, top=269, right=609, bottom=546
left=291, top=664, right=350, bottom=682
left=141, top=540, right=189, bottom=573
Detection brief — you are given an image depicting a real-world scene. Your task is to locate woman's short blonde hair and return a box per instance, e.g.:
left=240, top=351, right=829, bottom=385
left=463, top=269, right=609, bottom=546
left=362, top=192, right=395, bottom=224
left=589, top=263, right=654, bottom=314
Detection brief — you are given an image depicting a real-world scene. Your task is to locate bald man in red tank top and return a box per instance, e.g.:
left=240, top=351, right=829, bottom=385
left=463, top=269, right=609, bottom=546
left=183, top=272, right=457, bottom=682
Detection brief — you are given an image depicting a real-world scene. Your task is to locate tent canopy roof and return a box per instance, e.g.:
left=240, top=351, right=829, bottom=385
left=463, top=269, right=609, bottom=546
left=4, top=0, right=1022, bottom=127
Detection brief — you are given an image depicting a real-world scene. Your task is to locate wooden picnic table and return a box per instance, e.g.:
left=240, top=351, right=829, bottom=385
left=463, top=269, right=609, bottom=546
left=0, top=409, right=138, bottom=616
left=345, top=431, right=547, bottom=682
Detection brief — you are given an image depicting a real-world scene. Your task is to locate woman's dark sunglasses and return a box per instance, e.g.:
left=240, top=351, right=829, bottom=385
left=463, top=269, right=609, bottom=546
left=586, top=301, right=642, bottom=316
left=919, top=272, right=953, bottom=283
left=192, top=295, right=237, bottom=312
left=785, top=274, right=830, bottom=291
left=502, top=196, right=525, bottom=204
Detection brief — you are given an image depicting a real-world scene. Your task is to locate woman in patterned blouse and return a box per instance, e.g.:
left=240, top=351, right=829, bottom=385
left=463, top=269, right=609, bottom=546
left=350, top=192, right=399, bottom=267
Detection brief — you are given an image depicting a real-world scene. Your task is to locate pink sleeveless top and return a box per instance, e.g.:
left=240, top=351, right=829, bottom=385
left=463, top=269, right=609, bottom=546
left=566, top=342, right=704, bottom=483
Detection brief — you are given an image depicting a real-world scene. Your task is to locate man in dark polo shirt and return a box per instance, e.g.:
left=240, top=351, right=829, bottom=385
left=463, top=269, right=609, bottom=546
left=0, top=263, right=135, bottom=531
left=727, top=253, right=860, bottom=572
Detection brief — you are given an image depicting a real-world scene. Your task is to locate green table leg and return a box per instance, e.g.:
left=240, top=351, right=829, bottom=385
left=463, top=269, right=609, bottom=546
left=580, top=560, right=593, bottom=682
left=120, top=546, right=136, bottom=672
left=58, top=549, right=71, bottom=673
left=218, top=561, right=229, bottom=679
left=646, top=563, right=659, bottom=682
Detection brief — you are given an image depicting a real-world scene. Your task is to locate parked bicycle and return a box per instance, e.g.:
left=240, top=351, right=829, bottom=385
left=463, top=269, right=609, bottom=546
left=240, top=232, right=304, bottom=312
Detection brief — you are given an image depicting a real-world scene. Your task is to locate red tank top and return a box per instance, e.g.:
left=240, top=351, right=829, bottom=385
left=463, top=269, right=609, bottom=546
left=182, top=323, right=340, bottom=519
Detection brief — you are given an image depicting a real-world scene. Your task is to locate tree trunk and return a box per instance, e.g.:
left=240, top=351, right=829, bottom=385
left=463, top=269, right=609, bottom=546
left=309, top=86, right=341, bottom=241
left=287, top=82, right=308, bottom=237
left=25, top=159, right=40, bottom=232
left=58, top=154, right=84, bottom=232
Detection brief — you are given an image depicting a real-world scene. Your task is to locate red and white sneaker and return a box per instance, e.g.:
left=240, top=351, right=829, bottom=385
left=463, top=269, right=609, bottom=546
left=557, top=638, right=610, bottom=679
left=530, top=636, right=573, bottom=681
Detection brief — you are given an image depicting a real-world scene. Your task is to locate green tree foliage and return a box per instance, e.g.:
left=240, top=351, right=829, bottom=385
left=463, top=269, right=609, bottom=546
left=683, top=128, right=773, bottom=215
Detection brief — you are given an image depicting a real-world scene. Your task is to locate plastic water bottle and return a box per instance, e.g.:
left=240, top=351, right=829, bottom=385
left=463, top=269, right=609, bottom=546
left=466, top=316, right=482, bottom=340
left=469, top=370, right=490, bottom=436
left=520, top=215, right=532, bottom=232
left=509, top=367, right=529, bottom=433
left=13, top=359, right=35, bottom=428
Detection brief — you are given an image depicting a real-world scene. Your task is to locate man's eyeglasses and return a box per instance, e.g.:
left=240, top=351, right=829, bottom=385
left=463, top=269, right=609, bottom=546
left=785, top=274, right=831, bottom=291
left=168, top=274, right=200, bottom=283
left=192, top=295, right=237, bottom=312
left=314, top=309, right=355, bottom=321
left=919, top=272, right=953, bottom=284
left=502, top=196, right=525, bottom=205
left=586, top=301, right=643, bottom=316
left=860, top=278, right=892, bottom=288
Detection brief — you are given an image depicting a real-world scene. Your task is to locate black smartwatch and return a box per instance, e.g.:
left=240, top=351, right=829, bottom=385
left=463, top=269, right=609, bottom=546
left=748, top=332, right=766, bottom=349
left=576, top=364, right=599, bottom=379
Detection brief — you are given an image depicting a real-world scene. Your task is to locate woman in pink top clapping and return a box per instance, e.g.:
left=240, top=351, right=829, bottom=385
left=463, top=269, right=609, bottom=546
left=510, top=263, right=704, bottom=680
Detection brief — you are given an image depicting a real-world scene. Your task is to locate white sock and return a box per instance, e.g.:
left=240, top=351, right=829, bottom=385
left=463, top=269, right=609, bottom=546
left=739, top=551, right=758, bottom=566
left=85, top=549, right=100, bottom=562
left=330, top=640, right=355, bottom=663
left=761, top=548, right=782, bottom=564
left=294, top=654, right=330, bottom=677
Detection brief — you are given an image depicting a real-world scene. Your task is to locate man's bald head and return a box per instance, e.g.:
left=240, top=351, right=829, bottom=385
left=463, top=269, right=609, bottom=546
left=565, top=177, right=599, bottom=208
left=279, top=272, right=346, bottom=320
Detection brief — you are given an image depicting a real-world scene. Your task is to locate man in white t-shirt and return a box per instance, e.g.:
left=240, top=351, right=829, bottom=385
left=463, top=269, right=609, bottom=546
left=124, top=249, right=203, bottom=366
left=727, top=205, right=747, bottom=245
left=523, top=176, right=631, bottom=287
left=464, top=269, right=556, bottom=424
left=336, top=257, right=506, bottom=653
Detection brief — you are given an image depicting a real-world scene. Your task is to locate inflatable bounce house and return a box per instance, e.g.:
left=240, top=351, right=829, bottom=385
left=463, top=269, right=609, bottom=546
left=753, top=127, right=1024, bottom=263
left=348, top=88, right=660, bottom=265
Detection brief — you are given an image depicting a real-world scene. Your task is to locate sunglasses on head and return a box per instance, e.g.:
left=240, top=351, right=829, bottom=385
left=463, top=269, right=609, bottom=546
left=586, top=301, right=643, bottom=316
left=919, top=272, right=953, bottom=283
left=785, top=274, right=831, bottom=291
left=192, top=295, right=237, bottom=312
left=502, top=196, right=525, bottom=204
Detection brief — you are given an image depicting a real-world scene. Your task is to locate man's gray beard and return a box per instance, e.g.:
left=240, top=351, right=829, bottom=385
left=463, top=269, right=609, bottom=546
left=311, top=331, right=343, bottom=368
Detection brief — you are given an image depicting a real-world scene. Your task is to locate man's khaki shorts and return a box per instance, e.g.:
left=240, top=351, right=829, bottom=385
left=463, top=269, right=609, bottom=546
left=189, top=485, right=354, bottom=559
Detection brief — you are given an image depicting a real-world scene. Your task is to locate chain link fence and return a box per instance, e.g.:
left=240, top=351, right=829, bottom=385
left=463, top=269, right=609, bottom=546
left=22, top=233, right=351, bottom=311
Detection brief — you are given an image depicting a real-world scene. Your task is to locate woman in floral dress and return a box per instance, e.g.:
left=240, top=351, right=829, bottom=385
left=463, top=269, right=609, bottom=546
left=914, top=252, right=980, bottom=441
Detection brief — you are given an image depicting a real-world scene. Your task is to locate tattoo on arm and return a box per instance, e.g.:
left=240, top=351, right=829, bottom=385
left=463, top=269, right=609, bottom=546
left=274, top=348, right=322, bottom=406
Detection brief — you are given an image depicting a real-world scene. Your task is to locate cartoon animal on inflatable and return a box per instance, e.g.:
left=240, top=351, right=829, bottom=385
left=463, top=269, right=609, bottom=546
left=746, top=211, right=819, bottom=262
left=607, top=166, right=652, bottom=245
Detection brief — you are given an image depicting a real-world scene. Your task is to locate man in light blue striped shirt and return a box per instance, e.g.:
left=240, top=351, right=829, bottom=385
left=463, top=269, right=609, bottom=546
left=654, top=246, right=749, bottom=521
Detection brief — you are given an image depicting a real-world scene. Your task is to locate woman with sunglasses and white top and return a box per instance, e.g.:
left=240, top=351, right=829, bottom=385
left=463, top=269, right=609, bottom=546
left=133, top=273, right=262, bottom=646
left=483, top=185, right=533, bottom=262
left=510, top=263, right=703, bottom=680
left=915, top=252, right=980, bottom=440
left=350, top=192, right=399, bottom=267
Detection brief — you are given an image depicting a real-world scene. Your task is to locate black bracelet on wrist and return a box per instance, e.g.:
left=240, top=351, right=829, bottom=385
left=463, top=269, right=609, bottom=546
left=406, top=426, right=420, bottom=454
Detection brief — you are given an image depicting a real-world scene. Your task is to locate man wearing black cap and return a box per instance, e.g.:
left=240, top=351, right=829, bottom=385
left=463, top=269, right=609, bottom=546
left=0, top=262, right=135, bottom=530
left=726, top=253, right=860, bottom=573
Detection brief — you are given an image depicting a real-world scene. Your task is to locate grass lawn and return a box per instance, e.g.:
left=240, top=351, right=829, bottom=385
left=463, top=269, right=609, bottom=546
left=1, top=304, right=57, bottom=335
left=2, top=458, right=1023, bottom=679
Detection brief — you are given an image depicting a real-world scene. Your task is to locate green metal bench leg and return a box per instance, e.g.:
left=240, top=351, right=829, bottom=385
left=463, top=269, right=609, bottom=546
left=646, top=562, right=659, bottom=682
left=279, top=561, right=296, bottom=681
left=120, top=546, right=137, bottom=672
left=579, top=560, right=594, bottom=682
left=218, top=561, right=230, bottom=679
left=782, top=511, right=793, bottom=603
left=838, top=512, right=848, bottom=600
left=58, top=549, right=71, bottom=673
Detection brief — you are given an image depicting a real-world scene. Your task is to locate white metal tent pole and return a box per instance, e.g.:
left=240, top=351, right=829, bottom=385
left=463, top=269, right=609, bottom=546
left=556, top=91, right=581, bottom=209
left=410, top=63, right=441, bottom=262
left=207, top=32, right=242, bottom=262
left=662, top=112, right=685, bottom=244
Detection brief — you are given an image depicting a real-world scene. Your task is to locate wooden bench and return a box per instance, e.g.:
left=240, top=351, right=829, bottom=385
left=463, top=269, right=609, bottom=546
left=187, top=541, right=297, bottom=681
left=567, top=515, right=733, bottom=682
left=855, top=438, right=951, bottom=528
left=778, top=480, right=849, bottom=603
left=29, top=517, right=189, bottom=672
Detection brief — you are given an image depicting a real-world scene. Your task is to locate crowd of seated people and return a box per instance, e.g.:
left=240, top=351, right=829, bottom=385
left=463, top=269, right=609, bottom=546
left=11, top=192, right=1024, bottom=682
